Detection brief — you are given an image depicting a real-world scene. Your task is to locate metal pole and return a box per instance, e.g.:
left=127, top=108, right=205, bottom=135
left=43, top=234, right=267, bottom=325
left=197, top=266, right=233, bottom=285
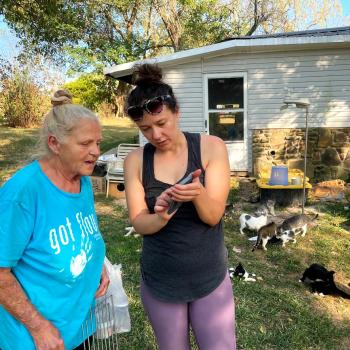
left=302, top=106, right=309, bottom=214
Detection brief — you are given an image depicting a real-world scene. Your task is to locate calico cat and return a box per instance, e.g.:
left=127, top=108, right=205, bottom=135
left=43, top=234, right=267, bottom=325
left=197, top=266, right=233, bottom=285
left=300, top=263, right=350, bottom=298
left=252, top=222, right=278, bottom=251
left=239, top=208, right=268, bottom=235
left=276, top=213, right=318, bottom=247
left=229, top=263, right=256, bottom=282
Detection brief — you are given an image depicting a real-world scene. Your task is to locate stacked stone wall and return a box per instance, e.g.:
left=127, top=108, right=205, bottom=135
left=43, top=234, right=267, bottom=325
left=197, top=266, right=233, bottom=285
left=252, top=128, right=350, bottom=183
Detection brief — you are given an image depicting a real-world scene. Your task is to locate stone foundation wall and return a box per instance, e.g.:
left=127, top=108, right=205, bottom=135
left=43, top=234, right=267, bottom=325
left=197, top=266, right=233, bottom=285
left=252, top=128, right=350, bottom=183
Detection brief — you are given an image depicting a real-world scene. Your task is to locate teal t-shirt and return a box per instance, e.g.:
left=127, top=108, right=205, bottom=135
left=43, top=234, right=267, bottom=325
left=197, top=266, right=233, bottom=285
left=0, top=161, right=106, bottom=350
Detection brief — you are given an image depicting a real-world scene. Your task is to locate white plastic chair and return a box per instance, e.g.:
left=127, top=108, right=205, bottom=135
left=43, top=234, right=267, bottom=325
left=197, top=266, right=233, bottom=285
left=105, top=144, right=139, bottom=198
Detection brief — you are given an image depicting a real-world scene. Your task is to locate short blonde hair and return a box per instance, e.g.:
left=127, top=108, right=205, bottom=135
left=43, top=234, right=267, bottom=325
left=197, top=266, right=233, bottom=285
left=34, top=90, right=100, bottom=159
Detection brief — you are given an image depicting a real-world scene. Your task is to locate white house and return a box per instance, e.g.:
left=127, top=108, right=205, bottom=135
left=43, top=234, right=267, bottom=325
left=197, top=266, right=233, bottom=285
left=104, top=27, right=350, bottom=175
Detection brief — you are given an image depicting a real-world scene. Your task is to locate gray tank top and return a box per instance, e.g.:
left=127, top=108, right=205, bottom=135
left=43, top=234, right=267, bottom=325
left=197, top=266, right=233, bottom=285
left=141, top=132, right=228, bottom=302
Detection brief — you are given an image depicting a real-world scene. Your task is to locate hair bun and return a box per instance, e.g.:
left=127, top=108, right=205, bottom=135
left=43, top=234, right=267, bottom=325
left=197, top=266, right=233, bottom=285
left=132, top=63, right=163, bottom=86
left=51, top=90, right=73, bottom=106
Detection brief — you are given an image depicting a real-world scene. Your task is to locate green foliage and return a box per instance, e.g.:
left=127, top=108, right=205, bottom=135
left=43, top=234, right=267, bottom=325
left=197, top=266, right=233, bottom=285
left=64, top=72, right=116, bottom=111
left=0, top=0, right=343, bottom=73
left=0, top=0, right=157, bottom=70
left=63, top=71, right=130, bottom=118
left=0, top=67, right=49, bottom=128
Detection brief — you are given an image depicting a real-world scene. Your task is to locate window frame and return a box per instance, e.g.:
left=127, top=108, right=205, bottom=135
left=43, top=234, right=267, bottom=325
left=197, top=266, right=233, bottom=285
left=203, top=72, right=247, bottom=144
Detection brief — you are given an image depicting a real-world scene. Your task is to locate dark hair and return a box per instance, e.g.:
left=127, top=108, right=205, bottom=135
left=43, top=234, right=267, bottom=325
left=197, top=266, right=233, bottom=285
left=126, top=64, right=178, bottom=115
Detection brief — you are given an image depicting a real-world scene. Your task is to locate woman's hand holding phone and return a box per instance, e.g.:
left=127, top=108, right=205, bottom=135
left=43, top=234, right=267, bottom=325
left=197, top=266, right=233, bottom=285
left=154, top=169, right=202, bottom=217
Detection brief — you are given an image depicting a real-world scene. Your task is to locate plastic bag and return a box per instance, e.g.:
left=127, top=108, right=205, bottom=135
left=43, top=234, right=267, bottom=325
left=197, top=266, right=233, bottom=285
left=95, top=257, right=131, bottom=338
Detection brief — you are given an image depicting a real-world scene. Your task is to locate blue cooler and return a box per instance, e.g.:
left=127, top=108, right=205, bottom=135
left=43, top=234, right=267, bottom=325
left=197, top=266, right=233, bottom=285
left=269, top=166, right=288, bottom=186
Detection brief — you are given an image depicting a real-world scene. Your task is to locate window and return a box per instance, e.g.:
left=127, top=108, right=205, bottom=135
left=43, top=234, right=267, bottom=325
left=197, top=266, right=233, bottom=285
left=208, top=112, right=244, bottom=141
left=206, top=75, right=245, bottom=142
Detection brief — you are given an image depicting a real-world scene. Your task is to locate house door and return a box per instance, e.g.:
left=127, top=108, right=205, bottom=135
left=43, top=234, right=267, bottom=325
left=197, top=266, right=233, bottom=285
left=204, top=73, right=248, bottom=171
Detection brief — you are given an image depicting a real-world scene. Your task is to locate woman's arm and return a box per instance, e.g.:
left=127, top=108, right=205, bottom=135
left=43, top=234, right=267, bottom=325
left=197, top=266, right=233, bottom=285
left=193, top=135, right=230, bottom=225
left=124, top=149, right=173, bottom=235
left=0, top=268, right=65, bottom=350
left=168, top=136, right=230, bottom=226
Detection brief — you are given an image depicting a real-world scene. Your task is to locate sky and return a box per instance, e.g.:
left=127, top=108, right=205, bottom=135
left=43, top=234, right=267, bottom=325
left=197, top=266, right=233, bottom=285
left=342, top=0, right=350, bottom=16
left=0, top=17, right=20, bottom=61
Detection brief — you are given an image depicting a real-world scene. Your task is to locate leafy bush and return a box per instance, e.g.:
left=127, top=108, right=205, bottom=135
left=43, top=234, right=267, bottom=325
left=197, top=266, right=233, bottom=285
left=64, top=71, right=129, bottom=118
left=1, top=68, right=49, bottom=128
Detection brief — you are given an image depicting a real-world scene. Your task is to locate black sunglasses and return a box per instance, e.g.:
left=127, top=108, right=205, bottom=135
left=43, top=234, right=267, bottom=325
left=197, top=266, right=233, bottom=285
left=127, top=95, right=173, bottom=121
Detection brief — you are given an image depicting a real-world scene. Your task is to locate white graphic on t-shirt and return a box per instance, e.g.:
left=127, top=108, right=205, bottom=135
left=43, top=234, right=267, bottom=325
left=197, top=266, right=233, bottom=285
left=49, top=211, right=99, bottom=280
left=70, top=250, right=87, bottom=277
left=70, top=212, right=94, bottom=277
left=49, top=217, right=75, bottom=255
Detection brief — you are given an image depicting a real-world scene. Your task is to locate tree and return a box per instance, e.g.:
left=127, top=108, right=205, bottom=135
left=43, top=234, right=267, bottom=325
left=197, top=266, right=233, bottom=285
left=0, top=59, right=50, bottom=127
left=0, top=0, right=154, bottom=70
left=0, top=0, right=344, bottom=70
left=0, top=0, right=344, bottom=120
left=64, top=72, right=115, bottom=111
left=63, top=71, right=129, bottom=117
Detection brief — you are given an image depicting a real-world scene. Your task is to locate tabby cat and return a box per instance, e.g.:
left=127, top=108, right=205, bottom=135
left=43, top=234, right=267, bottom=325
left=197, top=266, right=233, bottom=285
left=276, top=213, right=318, bottom=247
left=252, top=221, right=277, bottom=251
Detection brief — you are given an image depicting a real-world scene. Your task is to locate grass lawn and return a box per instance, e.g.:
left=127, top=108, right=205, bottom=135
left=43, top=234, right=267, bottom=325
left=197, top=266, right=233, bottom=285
left=1, top=120, right=350, bottom=350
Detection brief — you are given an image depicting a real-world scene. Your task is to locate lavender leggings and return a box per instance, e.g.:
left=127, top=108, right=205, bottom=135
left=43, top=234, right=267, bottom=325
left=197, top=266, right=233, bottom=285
left=141, top=273, right=236, bottom=350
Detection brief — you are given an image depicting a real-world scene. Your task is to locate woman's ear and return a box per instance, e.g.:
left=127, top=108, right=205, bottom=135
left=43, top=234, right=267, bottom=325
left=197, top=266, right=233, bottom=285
left=47, top=135, right=60, bottom=155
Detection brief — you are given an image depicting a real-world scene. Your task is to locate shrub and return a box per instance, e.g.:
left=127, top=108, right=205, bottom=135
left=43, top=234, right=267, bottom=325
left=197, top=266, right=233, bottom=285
left=1, top=68, right=49, bottom=128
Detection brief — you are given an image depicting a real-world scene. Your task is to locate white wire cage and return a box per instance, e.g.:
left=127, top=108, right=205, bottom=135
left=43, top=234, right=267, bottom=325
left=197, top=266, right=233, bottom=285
left=81, top=295, right=119, bottom=350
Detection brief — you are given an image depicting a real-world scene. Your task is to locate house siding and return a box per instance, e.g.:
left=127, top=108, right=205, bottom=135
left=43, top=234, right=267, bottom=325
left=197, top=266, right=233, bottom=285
left=163, top=62, right=204, bottom=133
left=160, top=47, right=350, bottom=172
left=203, top=48, right=350, bottom=129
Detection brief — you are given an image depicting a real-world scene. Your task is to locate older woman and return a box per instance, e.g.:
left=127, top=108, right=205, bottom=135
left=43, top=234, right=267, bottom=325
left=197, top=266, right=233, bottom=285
left=124, top=64, right=236, bottom=350
left=0, top=91, right=109, bottom=350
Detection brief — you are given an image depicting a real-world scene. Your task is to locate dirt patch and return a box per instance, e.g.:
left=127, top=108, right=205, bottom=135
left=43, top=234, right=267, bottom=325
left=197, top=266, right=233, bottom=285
left=311, top=179, right=347, bottom=202
left=312, top=296, right=350, bottom=325
left=95, top=202, right=118, bottom=216
left=113, top=198, right=127, bottom=208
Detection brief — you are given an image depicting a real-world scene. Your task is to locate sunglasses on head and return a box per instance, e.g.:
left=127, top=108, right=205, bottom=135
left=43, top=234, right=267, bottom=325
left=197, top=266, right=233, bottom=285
left=127, top=95, right=173, bottom=121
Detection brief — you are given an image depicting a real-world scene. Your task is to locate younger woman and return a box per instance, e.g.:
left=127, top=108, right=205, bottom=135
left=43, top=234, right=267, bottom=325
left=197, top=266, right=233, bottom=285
left=124, top=64, right=236, bottom=350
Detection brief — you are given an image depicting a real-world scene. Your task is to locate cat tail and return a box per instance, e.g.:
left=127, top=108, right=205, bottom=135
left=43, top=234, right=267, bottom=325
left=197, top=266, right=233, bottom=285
left=252, top=234, right=261, bottom=252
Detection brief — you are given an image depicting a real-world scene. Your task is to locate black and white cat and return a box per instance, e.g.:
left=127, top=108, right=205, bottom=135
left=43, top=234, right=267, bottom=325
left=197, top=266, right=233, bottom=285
left=239, top=208, right=268, bottom=235
left=229, top=263, right=257, bottom=282
left=239, top=200, right=276, bottom=235
left=252, top=222, right=278, bottom=251
left=300, top=263, right=335, bottom=284
left=300, top=263, right=350, bottom=298
left=276, top=213, right=318, bottom=247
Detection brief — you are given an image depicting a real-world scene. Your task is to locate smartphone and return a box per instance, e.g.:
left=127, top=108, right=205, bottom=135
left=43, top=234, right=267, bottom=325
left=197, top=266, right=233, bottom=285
left=167, top=172, right=194, bottom=215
